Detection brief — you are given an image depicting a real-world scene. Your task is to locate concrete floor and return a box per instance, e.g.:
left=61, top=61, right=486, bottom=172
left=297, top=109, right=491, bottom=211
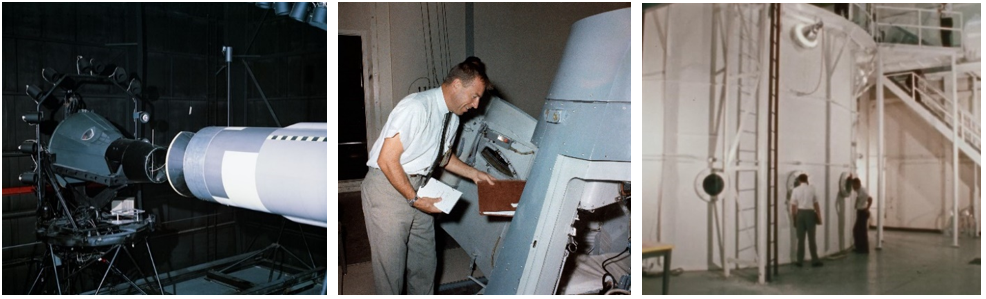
left=339, top=246, right=483, bottom=295
left=643, top=230, right=980, bottom=295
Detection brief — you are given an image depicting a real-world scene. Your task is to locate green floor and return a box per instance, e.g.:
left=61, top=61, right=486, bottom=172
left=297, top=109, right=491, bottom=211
left=643, top=230, right=980, bottom=295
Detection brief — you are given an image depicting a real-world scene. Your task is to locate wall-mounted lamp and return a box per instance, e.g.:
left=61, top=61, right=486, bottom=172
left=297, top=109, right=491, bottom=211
left=289, top=2, right=311, bottom=22
left=793, top=21, right=824, bottom=49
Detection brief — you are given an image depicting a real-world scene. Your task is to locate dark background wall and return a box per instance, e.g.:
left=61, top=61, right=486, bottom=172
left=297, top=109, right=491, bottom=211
left=2, top=3, right=326, bottom=294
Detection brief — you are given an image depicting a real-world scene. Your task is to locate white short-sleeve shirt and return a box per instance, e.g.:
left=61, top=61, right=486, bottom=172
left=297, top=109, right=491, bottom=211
left=854, top=186, right=870, bottom=210
left=366, top=87, right=458, bottom=175
left=790, top=183, right=817, bottom=210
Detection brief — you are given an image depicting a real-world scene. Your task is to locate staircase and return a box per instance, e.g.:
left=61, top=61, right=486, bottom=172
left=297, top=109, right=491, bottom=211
left=883, top=72, right=981, bottom=165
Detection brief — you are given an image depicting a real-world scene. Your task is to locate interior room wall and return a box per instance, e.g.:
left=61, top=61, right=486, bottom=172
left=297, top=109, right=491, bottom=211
left=473, top=2, right=630, bottom=117
left=860, top=95, right=979, bottom=231
left=338, top=3, right=629, bottom=156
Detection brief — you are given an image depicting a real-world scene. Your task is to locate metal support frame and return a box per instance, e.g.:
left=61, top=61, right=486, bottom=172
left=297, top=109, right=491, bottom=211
left=30, top=240, right=165, bottom=295
left=950, top=53, right=959, bottom=247
left=876, top=45, right=885, bottom=250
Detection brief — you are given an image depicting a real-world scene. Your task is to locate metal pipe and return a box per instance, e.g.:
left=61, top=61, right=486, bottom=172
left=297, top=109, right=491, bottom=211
left=225, top=46, right=232, bottom=126
left=145, top=240, right=165, bottom=295
left=876, top=46, right=884, bottom=249
left=756, top=3, right=768, bottom=285
left=95, top=245, right=121, bottom=295
left=50, top=244, right=62, bottom=295
left=950, top=53, right=959, bottom=247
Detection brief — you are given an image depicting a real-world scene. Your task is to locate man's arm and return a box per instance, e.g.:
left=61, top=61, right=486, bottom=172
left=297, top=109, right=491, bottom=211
left=814, top=202, right=822, bottom=225
left=377, top=133, right=442, bottom=213
left=866, top=196, right=873, bottom=210
left=444, top=154, right=496, bottom=185
left=791, top=204, right=798, bottom=222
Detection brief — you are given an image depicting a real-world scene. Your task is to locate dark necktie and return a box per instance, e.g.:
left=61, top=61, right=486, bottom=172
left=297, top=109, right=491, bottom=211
left=421, top=112, right=452, bottom=189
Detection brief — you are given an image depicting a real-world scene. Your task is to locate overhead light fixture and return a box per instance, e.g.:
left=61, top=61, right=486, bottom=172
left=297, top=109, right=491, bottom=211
left=309, top=3, right=327, bottom=29
left=273, top=2, right=291, bottom=16
left=255, top=2, right=271, bottom=9
left=793, top=21, right=824, bottom=48
left=289, top=2, right=311, bottom=22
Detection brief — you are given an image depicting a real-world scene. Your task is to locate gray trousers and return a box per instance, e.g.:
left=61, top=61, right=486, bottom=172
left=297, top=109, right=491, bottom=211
left=361, top=168, right=436, bottom=295
left=795, top=209, right=819, bottom=264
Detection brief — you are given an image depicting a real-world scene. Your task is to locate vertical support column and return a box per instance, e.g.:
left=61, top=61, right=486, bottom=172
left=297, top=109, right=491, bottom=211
left=876, top=47, right=884, bottom=249
left=950, top=53, right=960, bottom=247
left=756, top=3, right=768, bottom=285
left=720, top=3, right=733, bottom=278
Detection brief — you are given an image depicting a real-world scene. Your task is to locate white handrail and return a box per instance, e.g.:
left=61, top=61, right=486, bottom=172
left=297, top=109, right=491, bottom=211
left=873, top=5, right=964, bottom=47
left=902, top=72, right=981, bottom=151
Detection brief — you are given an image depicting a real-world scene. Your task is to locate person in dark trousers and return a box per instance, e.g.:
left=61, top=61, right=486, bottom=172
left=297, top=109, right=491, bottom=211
left=834, top=3, right=849, bottom=19
left=851, top=178, right=873, bottom=254
left=790, top=174, right=823, bottom=267
left=361, top=57, right=496, bottom=294
left=939, top=3, right=953, bottom=47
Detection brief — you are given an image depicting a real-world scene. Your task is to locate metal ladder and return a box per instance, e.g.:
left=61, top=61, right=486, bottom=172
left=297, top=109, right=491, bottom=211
left=723, top=3, right=766, bottom=281
left=765, top=3, right=781, bottom=283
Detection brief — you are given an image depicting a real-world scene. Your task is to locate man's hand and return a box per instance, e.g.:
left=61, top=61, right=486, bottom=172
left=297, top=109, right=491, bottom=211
left=413, top=196, right=443, bottom=214
left=472, top=170, right=496, bottom=186
left=446, top=155, right=496, bottom=186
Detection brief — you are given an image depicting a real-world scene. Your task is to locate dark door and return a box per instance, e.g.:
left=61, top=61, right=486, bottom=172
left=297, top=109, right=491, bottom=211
left=338, top=35, right=369, bottom=180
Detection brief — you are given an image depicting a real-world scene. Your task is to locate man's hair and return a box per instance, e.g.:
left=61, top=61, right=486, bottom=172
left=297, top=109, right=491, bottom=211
left=443, top=56, right=492, bottom=90
left=797, top=174, right=809, bottom=183
left=851, top=178, right=861, bottom=187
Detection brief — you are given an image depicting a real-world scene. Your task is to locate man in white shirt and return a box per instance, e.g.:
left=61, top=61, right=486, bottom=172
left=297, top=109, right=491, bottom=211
left=361, top=57, right=496, bottom=295
left=851, top=178, right=872, bottom=254
left=790, top=174, right=823, bottom=267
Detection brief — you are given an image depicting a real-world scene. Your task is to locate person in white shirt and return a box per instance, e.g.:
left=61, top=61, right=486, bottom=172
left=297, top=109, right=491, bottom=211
left=851, top=178, right=872, bottom=254
left=361, top=57, right=497, bottom=294
left=790, top=174, right=823, bottom=267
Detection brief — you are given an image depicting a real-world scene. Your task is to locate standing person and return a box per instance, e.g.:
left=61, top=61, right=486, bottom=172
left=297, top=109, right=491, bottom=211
left=834, top=3, right=849, bottom=19
left=790, top=174, right=823, bottom=267
left=939, top=3, right=953, bottom=47
left=851, top=178, right=873, bottom=254
left=361, top=57, right=497, bottom=294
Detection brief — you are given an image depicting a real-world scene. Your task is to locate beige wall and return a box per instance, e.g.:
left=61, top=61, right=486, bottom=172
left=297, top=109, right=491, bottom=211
left=339, top=3, right=629, bottom=147
left=473, top=3, right=630, bottom=116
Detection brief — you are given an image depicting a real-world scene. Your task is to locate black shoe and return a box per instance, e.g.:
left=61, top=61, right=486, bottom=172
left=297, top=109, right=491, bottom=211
left=812, top=262, right=823, bottom=267
left=795, top=263, right=803, bottom=268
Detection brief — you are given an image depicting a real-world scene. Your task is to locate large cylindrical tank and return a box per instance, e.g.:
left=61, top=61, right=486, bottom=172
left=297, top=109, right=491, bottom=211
left=643, top=3, right=876, bottom=271
left=165, top=123, right=327, bottom=227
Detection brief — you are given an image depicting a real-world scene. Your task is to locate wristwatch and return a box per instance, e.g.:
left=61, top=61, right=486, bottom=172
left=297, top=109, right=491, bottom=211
left=408, top=195, right=419, bottom=207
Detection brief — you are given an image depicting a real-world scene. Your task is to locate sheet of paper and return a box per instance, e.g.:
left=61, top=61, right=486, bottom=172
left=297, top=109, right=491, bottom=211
left=417, top=178, right=463, bottom=214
